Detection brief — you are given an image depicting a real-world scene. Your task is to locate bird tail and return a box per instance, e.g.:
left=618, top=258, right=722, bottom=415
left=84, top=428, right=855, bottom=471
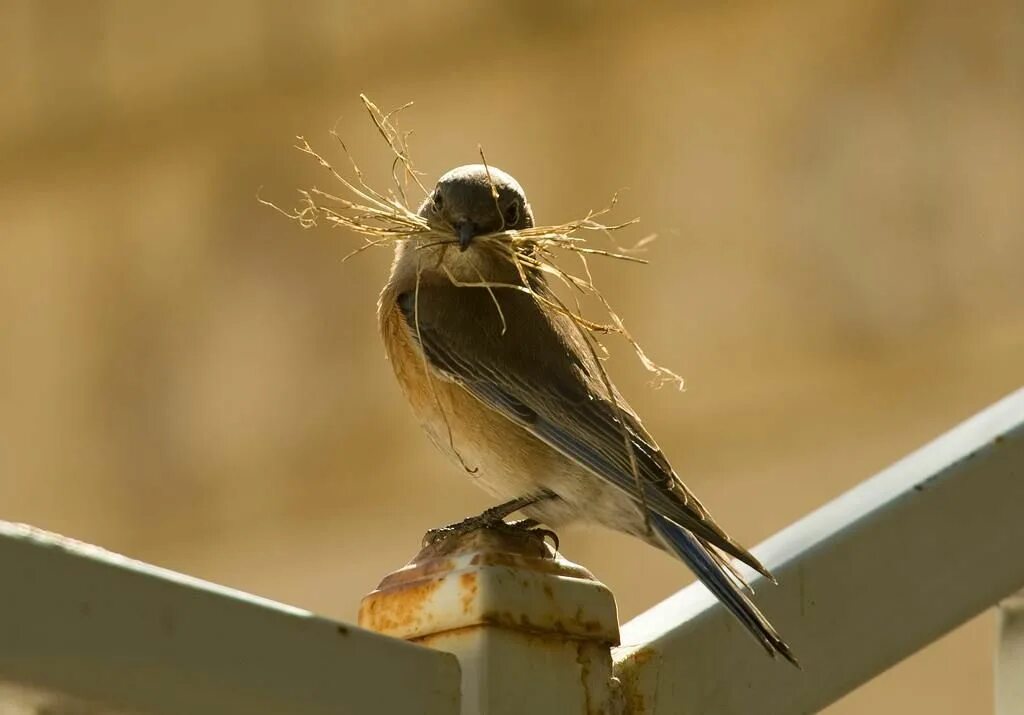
left=650, top=512, right=799, bottom=667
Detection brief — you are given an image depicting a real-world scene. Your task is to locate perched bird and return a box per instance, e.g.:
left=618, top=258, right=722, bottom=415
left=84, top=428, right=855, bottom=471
left=378, top=164, right=796, bottom=664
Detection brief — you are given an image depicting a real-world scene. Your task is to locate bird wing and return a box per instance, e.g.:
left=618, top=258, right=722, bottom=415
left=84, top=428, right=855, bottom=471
left=396, top=280, right=770, bottom=578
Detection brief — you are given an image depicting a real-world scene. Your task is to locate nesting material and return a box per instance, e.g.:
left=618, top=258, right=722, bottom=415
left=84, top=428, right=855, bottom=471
left=261, top=94, right=683, bottom=391
left=263, top=95, right=686, bottom=530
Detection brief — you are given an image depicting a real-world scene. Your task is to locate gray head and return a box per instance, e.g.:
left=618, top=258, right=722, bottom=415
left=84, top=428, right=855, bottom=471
left=419, top=164, right=534, bottom=251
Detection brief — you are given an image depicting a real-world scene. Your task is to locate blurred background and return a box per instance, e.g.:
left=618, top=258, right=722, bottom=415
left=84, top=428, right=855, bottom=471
left=1, top=1, right=1022, bottom=711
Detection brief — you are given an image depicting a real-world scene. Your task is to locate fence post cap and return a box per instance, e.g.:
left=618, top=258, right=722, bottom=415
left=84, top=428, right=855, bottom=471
left=358, top=524, right=620, bottom=645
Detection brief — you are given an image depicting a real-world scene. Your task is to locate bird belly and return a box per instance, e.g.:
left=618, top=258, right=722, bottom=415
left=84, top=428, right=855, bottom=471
left=379, top=300, right=649, bottom=535
left=380, top=301, right=555, bottom=500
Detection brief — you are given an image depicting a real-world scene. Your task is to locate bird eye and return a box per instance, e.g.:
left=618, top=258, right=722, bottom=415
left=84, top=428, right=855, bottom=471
left=504, top=201, right=520, bottom=228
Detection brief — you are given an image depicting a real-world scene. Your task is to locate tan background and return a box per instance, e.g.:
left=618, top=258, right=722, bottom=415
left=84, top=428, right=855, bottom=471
left=2, top=1, right=1022, bottom=712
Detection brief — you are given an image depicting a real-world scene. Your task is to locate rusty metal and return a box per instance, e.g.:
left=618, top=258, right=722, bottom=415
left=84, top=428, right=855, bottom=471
left=360, top=523, right=623, bottom=715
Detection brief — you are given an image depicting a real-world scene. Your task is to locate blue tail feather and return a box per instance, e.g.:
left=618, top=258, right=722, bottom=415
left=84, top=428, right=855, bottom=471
left=650, top=512, right=799, bottom=666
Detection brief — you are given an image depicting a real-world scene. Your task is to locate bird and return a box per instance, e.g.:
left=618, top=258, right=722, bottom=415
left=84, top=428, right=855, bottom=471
left=377, top=164, right=797, bottom=665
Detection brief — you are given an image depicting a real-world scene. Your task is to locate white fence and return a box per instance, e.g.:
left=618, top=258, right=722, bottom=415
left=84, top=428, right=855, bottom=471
left=1, top=388, right=1022, bottom=714
left=0, top=525, right=459, bottom=714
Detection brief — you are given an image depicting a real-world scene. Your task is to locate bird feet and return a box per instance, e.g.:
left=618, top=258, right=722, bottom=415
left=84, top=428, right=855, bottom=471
left=422, top=493, right=560, bottom=550
left=423, top=516, right=559, bottom=551
left=508, top=518, right=560, bottom=551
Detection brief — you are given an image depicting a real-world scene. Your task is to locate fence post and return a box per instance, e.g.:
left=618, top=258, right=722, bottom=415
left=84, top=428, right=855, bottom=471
left=359, top=524, right=623, bottom=715
left=998, top=590, right=1024, bottom=715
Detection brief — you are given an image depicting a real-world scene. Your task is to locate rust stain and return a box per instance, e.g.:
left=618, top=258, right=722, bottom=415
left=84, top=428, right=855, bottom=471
left=572, top=605, right=603, bottom=633
left=359, top=577, right=443, bottom=634
left=623, top=685, right=646, bottom=715
left=576, top=642, right=592, bottom=713
left=413, top=557, right=457, bottom=578
left=616, top=647, right=658, bottom=714
left=459, top=571, right=478, bottom=614
left=376, top=558, right=455, bottom=589
left=628, top=646, right=657, bottom=667
left=476, top=609, right=611, bottom=641
left=467, top=550, right=595, bottom=578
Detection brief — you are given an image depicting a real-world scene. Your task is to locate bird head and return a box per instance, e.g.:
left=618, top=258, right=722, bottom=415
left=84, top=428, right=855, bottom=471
left=418, top=165, right=534, bottom=251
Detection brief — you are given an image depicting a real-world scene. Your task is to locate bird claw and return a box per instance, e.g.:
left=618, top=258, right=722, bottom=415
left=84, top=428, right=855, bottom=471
left=423, top=493, right=561, bottom=549
left=422, top=514, right=560, bottom=551
left=509, top=518, right=560, bottom=551
left=422, top=512, right=502, bottom=547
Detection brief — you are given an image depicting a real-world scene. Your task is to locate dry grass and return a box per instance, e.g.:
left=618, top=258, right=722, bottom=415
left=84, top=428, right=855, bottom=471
left=261, top=95, right=683, bottom=388
left=262, top=95, right=686, bottom=533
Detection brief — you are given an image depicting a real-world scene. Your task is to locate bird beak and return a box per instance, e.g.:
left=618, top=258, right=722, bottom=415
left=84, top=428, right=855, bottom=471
left=456, top=221, right=475, bottom=252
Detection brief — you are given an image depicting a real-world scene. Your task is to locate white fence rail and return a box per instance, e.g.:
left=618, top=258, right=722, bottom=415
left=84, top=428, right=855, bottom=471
left=616, top=387, right=1024, bottom=713
left=0, top=524, right=459, bottom=714
left=1, top=387, right=1021, bottom=714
